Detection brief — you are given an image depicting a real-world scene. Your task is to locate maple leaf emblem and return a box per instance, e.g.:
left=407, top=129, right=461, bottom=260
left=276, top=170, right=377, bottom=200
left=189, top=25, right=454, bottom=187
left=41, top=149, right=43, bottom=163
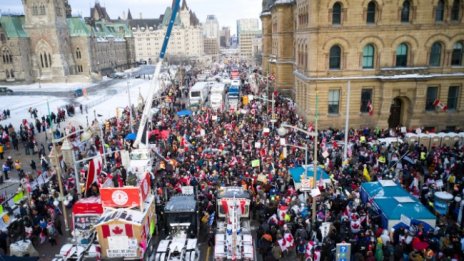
left=112, top=226, right=124, bottom=235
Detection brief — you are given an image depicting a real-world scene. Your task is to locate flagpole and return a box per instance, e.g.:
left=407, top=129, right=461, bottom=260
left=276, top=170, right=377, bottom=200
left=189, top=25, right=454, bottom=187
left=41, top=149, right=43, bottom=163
left=343, top=80, right=351, bottom=161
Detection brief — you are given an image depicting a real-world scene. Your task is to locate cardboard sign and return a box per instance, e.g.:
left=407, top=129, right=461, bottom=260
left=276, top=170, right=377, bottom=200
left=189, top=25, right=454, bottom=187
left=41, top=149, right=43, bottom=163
left=181, top=186, right=194, bottom=195
left=251, top=159, right=260, bottom=167
left=100, top=187, right=140, bottom=208
left=255, top=142, right=261, bottom=148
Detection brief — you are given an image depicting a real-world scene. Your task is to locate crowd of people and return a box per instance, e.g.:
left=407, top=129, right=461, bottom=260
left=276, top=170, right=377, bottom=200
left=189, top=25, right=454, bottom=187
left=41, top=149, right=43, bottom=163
left=1, top=66, right=464, bottom=261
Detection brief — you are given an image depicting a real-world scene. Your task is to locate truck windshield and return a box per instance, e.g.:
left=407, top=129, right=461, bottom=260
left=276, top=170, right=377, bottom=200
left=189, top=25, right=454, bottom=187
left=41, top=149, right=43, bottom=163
left=167, top=212, right=194, bottom=224
left=191, top=91, right=201, bottom=97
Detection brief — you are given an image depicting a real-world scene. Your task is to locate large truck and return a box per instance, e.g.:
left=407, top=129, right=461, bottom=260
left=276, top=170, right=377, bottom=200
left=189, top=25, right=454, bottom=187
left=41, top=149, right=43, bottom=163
left=214, top=187, right=254, bottom=261
left=154, top=195, right=200, bottom=261
left=189, top=82, right=209, bottom=108
left=210, top=83, right=226, bottom=111
left=227, top=85, right=240, bottom=111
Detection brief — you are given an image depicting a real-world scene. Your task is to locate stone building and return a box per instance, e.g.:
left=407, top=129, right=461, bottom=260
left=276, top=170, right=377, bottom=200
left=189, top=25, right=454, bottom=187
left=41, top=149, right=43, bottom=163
left=129, top=0, right=203, bottom=63
left=220, top=27, right=231, bottom=48
left=0, top=0, right=135, bottom=83
left=262, top=0, right=464, bottom=131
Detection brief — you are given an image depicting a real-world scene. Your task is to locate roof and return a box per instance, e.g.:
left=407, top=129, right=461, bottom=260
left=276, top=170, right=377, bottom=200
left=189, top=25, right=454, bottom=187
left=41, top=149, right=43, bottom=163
left=67, top=17, right=91, bottom=37
left=0, top=16, right=28, bottom=38
left=361, top=181, right=411, bottom=199
left=93, top=20, right=132, bottom=38
left=90, top=3, right=110, bottom=21
left=373, top=197, right=436, bottom=220
left=161, top=7, right=181, bottom=27
left=96, top=195, right=154, bottom=226
left=165, top=195, right=196, bottom=212
left=217, top=187, right=251, bottom=199
left=128, top=19, right=161, bottom=30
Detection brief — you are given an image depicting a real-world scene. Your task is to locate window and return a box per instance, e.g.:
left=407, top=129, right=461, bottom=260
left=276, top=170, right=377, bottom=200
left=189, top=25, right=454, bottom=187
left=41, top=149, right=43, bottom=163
left=396, top=43, right=408, bottom=67
left=451, top=42, right=463, bottom=66
left=2, top=49, right=12, bottom=64
left=5, top=70, right=10, bottom=79
left=451, top=0, right=461, bottom=21
left=401, top=0, right=411, bottom=23
left=329, top=45, right=341, bottom=69
left=10, top=69, right=14, bottom=78
left=447, top=86, right=459, bottom=110
left=328, top=90, right=340, bottom=114
left=429, top=42, right=442, bottom=66
left=40, top=54, right=44, bottom=68
left=32, top=5, right=38, bottom=16
left=367, top=1, right=376, bottom=24
left=425, top=86, right=438, bottom=111
left=76, top=48, right=81, bottom=59
left=332, top=2, right=342, bottom=25
left=363, top=44, right=375, bottom=69
left=436, top=0, right=445, bottom=21
left=39, top=4, right=46, bottom=15
left=360, top=89, right=373, bottom=113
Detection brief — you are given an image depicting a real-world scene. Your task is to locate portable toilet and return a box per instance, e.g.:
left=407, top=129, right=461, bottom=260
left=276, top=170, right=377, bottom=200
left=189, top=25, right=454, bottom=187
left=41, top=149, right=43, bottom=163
left=449, top=133, right=461, bottom=147
left=438, top=133, right=451, bottom=147
left=404, top=133, right=419, bottom=145
left=429, top=133, right=441, bottom=148
left=418, top=133, right=431, bottom=149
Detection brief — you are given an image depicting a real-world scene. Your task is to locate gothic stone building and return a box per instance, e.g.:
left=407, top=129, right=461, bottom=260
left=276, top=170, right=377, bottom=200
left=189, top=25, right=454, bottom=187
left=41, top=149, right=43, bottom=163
left=262, top=0, right=464, bottom=131
left=0, top=0, right=135, bottom=83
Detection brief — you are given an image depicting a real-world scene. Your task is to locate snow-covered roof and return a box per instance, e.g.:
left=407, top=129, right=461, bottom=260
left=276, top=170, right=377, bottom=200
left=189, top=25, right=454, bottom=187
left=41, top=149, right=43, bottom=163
left=275, top=0, right=295, bottom=4
left=260, top=11, right=271, bottom=16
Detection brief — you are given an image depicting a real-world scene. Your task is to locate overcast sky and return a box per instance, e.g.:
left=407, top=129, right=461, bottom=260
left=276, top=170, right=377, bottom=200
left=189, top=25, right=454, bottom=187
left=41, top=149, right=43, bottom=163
left=1, top=0, right=262, bottom=35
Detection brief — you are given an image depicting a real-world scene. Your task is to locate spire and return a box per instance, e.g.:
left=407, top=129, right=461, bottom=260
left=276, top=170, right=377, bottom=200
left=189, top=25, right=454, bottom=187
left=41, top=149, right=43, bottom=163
left=127, top=9, right=133, bottom=20
left=181, top=0, right=188, bottom=10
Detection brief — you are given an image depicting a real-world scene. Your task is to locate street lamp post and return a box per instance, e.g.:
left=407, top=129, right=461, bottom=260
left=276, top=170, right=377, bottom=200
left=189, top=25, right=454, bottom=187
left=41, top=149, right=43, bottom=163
left=278, top=123, right=318, bottom=224
left=49, top=144, right=70, bottom=232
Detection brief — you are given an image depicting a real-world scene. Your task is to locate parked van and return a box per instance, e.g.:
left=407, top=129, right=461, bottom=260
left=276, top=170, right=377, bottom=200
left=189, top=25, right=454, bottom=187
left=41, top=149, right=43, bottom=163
left=210, top=83, right=226, bottom=111
left=189, top=82, right=209, bottom=108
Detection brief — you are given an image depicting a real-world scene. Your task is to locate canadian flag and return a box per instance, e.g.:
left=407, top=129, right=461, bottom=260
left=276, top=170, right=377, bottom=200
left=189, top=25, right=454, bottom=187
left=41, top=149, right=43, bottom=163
left=277, top=205, right=288, bottom=221
left=278, top=237, right=288, bottom=252
left=101, top=224, right=133, bottom=238
left=350, top=219, right=362, bottom=233
left=267, top=214, right=279, bottom=225
left=84, top=154, right=103, bottom=194
left=284, top=233, right=294, bottom=248
left=433, top=99, right=448, bottom=111
left=305, top=241, right=315, bottom=259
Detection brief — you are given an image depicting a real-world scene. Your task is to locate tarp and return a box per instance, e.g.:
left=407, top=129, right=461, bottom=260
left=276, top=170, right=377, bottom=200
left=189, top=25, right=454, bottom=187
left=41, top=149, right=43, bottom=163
left=360, top=180, right=410, bottom=203
left=125, top=133, right=136, bottom=140
left=176, top=109, right=192, bottom=117
left=289, top=165, right=330, bottom=183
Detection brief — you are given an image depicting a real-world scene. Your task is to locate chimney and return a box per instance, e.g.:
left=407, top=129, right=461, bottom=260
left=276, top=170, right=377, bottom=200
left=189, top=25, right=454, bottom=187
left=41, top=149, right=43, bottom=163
left=139, top=12, right=143, bottom=19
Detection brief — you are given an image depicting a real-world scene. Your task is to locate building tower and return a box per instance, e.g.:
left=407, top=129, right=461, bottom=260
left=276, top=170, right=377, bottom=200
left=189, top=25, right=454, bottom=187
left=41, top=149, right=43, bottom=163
left=21, top=0, right=75, bottom=81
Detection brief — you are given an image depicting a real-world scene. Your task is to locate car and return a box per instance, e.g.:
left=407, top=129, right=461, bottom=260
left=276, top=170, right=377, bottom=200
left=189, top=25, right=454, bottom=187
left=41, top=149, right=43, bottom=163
left=0, top=87, right=13, bottom=95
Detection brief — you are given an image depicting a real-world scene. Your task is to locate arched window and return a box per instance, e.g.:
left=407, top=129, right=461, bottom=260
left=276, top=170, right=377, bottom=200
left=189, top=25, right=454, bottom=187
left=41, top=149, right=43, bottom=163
left=363, top=44, right=375, bottom=69
left=367, top=1, right=377, bottom=24
left=39, top=4, right=46, bottom=15
left=451, top=42, right=463, bottom=66
left=329, top=45, right=341, bottom=69
left=401, top=0, right=411, bottom=23
left=396, top=43, right=408, bottom=67
left=76, top=48, right=81, bottom=59
left=40, top=54, right=44, bottom=68
left=451, top=0, right=461, bottom=21
left=48, top=53, right=52, bottom=66
left=429, top=42, right=442, bottom=66
left=436, top=0, right=445, bottom=22
left=32, top=5, right=38, bottom=16
left=10, top=69, right=14, bottom=78
left=2, top=49, right=12, bottom=64
left=332, top=2, right=342, bottom=25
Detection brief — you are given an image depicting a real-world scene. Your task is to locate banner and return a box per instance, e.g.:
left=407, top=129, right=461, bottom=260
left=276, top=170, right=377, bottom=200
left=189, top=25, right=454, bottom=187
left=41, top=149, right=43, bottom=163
left=251, top=159, right=260, bottom=168
left=100, top=187, right=140, bottom=208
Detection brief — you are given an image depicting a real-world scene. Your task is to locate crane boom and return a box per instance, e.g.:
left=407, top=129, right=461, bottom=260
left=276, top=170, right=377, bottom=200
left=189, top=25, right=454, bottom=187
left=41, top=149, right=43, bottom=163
left=133, top=0, right=181, bottom=148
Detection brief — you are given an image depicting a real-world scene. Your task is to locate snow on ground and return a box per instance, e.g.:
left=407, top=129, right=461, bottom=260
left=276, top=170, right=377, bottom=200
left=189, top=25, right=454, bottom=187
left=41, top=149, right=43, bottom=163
left=0, top=68, right=159, bottom=132
left=0, top=96, right=70, bottom=129
left=5, top=81, right=97, bottom=92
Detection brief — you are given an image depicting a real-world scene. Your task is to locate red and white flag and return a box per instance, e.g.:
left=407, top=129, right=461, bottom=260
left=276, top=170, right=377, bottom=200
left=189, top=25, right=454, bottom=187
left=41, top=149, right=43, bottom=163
left=278, top=237, right=288, bottom=252
left=433, top=99, right=448, bottom=111
left=367, top=100, right=373, bottom=116
left=101, top=224, right=134, bottom=238
left=277, top=205, right=288, bottom=221
left=85, top=154, right=103, bottom=194
left=284, top=232, right=294, bottom=248
left=221, top=200, right=229, bottom=215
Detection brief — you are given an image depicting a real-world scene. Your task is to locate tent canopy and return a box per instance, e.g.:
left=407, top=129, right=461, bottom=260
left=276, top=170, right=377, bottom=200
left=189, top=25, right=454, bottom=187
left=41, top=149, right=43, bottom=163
left=289, top=165, right=330, bottom=183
